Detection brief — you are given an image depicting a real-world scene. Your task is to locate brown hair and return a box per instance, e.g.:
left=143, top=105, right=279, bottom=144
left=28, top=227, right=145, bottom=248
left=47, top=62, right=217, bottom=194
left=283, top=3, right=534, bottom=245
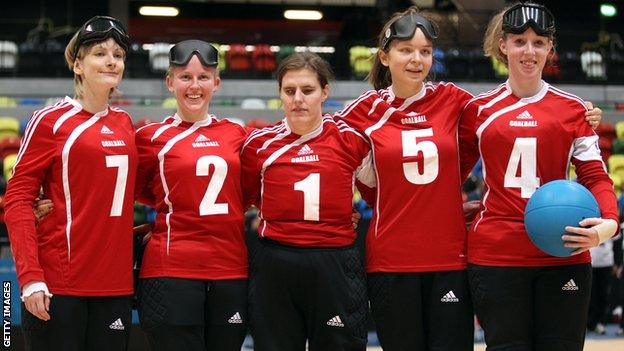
left=483, top=2, right=556, bottom=67
left=64, top=32, right=126, bottom=99
left=368, top=6, right=437, bottom=90
left=276, top=52, right=334, bottom=89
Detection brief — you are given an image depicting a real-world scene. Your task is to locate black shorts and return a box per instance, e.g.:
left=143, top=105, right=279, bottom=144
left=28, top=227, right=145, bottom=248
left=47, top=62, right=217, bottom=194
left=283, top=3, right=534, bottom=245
left=249, top=239, right=368, bottom=351
left=22, top=295, right=132, bottom=351
left=367, top=270, right=473, bottom=351
left=138, top=277, right=247, bottom=351
left=468, top=263, right=592, bottom=351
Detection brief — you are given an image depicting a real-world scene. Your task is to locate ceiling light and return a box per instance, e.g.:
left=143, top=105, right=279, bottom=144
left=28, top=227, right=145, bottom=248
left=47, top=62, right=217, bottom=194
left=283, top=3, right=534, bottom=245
left=600, top=4, right=617, bottom=17
left=139, top=6, right=180, bottom=17
left=284, top=10, right=323, bottom=21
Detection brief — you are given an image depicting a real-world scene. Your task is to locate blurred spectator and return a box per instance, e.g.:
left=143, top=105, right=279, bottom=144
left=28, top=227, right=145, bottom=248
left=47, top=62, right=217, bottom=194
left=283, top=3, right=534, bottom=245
left=581, top=42, right=606, bottom=80
left=588, top=238, right=616, bottom=334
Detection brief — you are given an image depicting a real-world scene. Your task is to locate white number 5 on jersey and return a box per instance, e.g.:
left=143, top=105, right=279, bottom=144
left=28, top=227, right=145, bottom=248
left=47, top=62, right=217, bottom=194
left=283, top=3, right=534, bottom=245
left=504, top=137, right=540, bottom=198
left=401, top=128, right=439, bottom=184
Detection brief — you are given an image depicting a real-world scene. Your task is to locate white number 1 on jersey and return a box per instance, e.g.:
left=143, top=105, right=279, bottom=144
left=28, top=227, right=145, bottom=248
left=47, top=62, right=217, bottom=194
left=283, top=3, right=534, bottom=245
left=504, top=137, right=540, bottom=198
left=294, top=173, right=320, bottom=221
left=105, top=155, right=128, bottom=217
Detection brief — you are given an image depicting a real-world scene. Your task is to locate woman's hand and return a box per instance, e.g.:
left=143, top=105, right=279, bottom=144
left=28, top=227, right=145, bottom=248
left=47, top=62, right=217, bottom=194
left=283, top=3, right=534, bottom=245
left=462, top=200, right=481, bottom=226
left=584, top=101, right=601, bottom=130
left=562, top=218, right=618, bottom=255
left=351, top=211, right=361, bottom=229
left=34, top=198, right=54, bottom=222
left=24, top=291, right=51, bottom=321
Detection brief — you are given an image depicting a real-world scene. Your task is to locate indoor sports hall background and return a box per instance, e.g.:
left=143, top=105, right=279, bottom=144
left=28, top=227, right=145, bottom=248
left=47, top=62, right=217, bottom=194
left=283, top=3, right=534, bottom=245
left=0, top=0, right=623, bottom=350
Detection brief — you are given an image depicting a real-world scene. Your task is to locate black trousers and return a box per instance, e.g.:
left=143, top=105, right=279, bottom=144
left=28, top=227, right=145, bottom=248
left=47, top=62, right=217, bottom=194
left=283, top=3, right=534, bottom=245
left=138, top=277, right=247, bottom=351
left=468, top=263, right=592, bottom=351
left=22, top=295, right=132, bottom=351
left=367, top=270, right=473, bottom=351
left=249, top=239, right=368, bottom=351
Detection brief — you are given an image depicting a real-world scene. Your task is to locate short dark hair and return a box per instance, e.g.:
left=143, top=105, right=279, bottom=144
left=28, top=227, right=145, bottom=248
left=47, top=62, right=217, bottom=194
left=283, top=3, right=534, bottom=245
left=276, top=52, right=334, bottom=89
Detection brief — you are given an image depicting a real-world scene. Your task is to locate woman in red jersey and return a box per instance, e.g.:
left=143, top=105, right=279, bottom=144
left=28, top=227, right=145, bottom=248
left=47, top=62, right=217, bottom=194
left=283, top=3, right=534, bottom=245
left=241, top=52, right=375, bottom=351
left=333, top=6, right=603, bottom=351
left=134, top=40, right=248, bottom=351
left=459, top=3, right=618, bottom=350
left=5, top=16, right=136, bottom=350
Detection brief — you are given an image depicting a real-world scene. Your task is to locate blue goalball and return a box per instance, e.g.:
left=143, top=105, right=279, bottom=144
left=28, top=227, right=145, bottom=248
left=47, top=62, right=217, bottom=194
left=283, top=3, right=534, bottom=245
left=524, top=180, right=600, bottom=257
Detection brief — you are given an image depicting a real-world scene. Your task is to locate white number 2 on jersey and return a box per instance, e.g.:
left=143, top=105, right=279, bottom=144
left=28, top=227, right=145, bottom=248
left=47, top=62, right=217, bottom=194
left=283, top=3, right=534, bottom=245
left=504, top=137, right=540, bottom=198
left=294, top=173, right=320, bottom=221
left=105, top=155, right=128, bottom=217
left=401, top=128, right=439, bottom=184
left=196, top=155, right=229, bottom=215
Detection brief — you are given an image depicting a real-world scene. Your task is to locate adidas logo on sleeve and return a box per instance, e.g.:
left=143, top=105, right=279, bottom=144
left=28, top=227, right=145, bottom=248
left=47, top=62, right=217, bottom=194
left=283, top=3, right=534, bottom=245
left=562, top=279, right=579, bottom=291
left=440, top=290, right=459, bottom=302
left=326, top=315, right=344, bottom=327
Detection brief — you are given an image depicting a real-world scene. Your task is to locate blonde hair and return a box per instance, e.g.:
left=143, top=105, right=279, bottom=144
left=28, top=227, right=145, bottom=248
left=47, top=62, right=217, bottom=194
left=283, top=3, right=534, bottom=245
left=64, top=32, right=125, bottom=99
left=367, top=6, right=437, bottom=90
left=483, top=2, right=555, bottom=67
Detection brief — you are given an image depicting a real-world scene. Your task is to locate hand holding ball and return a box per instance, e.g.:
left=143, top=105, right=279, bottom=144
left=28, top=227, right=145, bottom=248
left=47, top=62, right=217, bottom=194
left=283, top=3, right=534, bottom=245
left=524, top=180, right=600, bottom=257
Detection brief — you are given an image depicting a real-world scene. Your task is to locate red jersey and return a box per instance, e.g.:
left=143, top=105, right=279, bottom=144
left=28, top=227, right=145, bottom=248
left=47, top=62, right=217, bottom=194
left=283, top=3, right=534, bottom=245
left=459, top=82, right=618, bottom=266
left=5, top=97, right=137, bottom=296
left=241, top=116, right=373, bottom=247
left=337, top=83, right=473, bottom=272
left=135, top=114, right=248, bottom=280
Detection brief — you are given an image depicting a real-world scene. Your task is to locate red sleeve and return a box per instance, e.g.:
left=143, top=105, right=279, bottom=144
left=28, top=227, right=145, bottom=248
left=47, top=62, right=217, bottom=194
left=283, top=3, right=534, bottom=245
left=575, top=159, right=618, bottom=222
left=134, top=128, right=157, bottom=207
left=570, top=109, right=618, bottom=223
left=458, top=101, right=481, bottom=181
left=333, top=91, right=380, bottom=131
left=4, top=114, right=56, bottom=287
left=241, top=136, right=261, bottom=209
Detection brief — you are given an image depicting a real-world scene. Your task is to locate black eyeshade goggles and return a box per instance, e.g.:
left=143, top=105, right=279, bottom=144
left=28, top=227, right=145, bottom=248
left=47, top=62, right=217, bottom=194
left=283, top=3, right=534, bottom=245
left=169, top=40, right=219, bottom=67
left=74, top=16, right=130, bottom=59
left=502, top=3, right=555, bottom=36
left=381, top=13, right=438, bottom=51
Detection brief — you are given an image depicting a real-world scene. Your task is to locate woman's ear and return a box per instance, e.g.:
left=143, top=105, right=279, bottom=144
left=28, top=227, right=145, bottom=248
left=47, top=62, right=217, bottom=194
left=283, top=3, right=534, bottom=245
left=321, top=84, right=330, bottom=102
left=499, top=37, right=508, bottom=56
left=165, top=75, right=174, bottom=92
left=378, top=50, right=389, bottom=67
left=73, top=59, right=83, bottom=75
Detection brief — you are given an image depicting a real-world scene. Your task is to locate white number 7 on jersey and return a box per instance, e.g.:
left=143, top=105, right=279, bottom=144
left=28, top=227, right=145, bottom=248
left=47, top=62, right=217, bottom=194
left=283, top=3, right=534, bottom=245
left=105, top=155, right=128, bottom=217
left=504, top=137, right=540, bottom=198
